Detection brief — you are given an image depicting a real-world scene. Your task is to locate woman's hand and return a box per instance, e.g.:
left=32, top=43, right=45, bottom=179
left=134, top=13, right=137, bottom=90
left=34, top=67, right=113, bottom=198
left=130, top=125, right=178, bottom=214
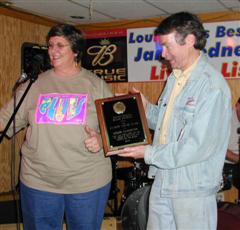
left=84, top=125, right=102, bottom=153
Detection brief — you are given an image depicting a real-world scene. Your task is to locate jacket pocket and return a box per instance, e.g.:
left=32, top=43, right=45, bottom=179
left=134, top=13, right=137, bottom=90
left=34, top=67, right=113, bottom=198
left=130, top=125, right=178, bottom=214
left=174, top=104, right=195, bottom=141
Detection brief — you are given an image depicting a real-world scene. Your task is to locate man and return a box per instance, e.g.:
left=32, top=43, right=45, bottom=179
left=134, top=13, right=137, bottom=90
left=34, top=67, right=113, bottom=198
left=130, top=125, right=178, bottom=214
left=226, top=98, right=240, bottom=164
left=111, top=12, right=232, bottom=229
left=224, top=98, right=240, bottom=190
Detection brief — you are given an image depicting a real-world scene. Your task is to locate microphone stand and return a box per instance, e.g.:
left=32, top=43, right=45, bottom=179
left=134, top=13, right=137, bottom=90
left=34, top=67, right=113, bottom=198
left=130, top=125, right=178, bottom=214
left=0, top=74, right=37, bottom=143
left=0, top=73, right=37, bottom=230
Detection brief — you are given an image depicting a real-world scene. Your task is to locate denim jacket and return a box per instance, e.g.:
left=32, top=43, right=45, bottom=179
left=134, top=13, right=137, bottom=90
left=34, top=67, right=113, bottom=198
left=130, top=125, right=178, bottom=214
left=144, top=54, right=232, bottom=198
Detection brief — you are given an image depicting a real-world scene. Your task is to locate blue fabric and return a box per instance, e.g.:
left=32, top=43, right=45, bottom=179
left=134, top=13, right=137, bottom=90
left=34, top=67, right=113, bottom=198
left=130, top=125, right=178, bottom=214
left=143, top=53, right=231, bottom=229
left=144, top=53, right=232, bottom=198
left=20, top=181, right=111, bottom=230
left=147, top=170, right=217, bottom=230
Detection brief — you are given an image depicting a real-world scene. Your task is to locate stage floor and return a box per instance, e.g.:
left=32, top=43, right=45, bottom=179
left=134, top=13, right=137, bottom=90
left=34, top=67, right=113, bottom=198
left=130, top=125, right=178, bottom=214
left=0, top=217, right=121, bottom=230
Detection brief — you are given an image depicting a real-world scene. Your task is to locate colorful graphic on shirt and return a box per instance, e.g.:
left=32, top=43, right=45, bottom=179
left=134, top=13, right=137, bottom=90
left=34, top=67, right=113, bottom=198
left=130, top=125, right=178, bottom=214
left=36, top=93, right=88, bottom=124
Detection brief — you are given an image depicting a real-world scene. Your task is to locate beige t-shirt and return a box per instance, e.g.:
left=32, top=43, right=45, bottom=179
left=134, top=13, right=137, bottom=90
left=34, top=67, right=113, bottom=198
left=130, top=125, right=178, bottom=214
left=0, top=68, right=112, bottom=193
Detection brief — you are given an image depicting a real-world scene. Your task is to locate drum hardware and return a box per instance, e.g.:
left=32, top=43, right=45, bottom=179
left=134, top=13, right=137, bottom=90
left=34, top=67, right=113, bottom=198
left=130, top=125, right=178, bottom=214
left=117, top=160, right=153, bottom=219
left=220, top=163, right=240, bottom=192
left=107, top=158, right=152, bottom=217
left=106, top=157, right=120, bottom=216
left=221, top=166, right=233, bottom=191
left=118, top=161, right=149, bottom=200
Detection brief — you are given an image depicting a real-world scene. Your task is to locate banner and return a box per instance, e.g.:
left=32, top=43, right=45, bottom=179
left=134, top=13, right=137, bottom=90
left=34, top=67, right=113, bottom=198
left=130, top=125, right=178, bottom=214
left=83, top=20, right=239, bottom=83
left=127, top=20, right=240, bottom=82
left=203, top=21, right=240, bottom=79
left=127, top=27, right=169, bottom=82
left=82, top=29, right=128, bottom=83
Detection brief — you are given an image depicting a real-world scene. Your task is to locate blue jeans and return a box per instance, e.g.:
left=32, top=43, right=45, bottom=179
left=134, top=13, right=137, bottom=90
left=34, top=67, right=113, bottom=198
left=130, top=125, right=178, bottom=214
left=147, top=173, right=217, bottom=230
left=20, top=181, right=111, bottom=230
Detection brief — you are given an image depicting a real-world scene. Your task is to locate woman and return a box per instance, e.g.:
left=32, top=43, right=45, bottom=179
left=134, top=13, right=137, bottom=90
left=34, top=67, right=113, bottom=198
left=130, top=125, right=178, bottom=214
left=0, top=24, right=112, bottom=230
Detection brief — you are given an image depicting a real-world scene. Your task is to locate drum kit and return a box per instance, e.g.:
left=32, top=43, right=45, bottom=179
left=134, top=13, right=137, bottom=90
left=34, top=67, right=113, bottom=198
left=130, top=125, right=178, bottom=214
left=107, top=159, right=240, bottom=230
left=108, top=157, right=153, bottom=230
left=108, top=160, right=240, bottom=230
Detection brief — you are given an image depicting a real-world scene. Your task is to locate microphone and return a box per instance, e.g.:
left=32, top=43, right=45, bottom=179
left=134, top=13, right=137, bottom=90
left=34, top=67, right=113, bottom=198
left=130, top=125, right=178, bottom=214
left=12, top=73, right=30, bottom=92
left=16, top=72, right=29, bottom=84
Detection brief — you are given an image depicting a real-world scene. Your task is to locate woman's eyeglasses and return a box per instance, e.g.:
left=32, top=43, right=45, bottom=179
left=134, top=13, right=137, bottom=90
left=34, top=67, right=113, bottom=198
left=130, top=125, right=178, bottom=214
left=47, top=43, right=70, bottom=50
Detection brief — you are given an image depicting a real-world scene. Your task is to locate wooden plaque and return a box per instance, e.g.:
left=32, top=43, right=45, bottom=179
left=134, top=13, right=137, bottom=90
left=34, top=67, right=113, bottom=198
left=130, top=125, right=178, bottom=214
left=95, top=93, right=151, bottom=155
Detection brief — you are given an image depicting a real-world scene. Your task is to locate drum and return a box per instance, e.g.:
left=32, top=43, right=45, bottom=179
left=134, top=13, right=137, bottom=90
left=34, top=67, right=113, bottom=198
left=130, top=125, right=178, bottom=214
left=117, top=162, right=151, bottom=193
left=121, top=185, right=151, bottom=230
left=116, top=162, right=148, bottom=181
left=116, top=166, right=135, bottom=180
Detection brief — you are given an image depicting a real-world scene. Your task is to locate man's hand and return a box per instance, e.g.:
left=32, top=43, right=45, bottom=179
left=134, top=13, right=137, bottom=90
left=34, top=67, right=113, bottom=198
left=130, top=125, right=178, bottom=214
left=84, top=125, right=102, bottom=153
left=130, top=87, right=149, bottom=110
left=106, top=145, right=146, bottom=159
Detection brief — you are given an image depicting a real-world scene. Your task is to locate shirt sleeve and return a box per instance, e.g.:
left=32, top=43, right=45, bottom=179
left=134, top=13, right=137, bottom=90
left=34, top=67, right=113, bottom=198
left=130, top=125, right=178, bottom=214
left=0, top=84, right=29, bottom=137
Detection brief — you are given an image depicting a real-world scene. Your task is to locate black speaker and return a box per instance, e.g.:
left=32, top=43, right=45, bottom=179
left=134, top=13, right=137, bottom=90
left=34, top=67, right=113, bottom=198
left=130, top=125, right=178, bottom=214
left=21, top=42, right=51, bottom=78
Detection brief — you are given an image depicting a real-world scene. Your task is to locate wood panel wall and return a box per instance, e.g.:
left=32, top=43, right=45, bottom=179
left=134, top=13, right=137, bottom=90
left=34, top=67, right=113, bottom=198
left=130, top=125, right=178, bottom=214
left=0, top=9, right=239, bottom=204
left=0, top=14, right=50, bottom=194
